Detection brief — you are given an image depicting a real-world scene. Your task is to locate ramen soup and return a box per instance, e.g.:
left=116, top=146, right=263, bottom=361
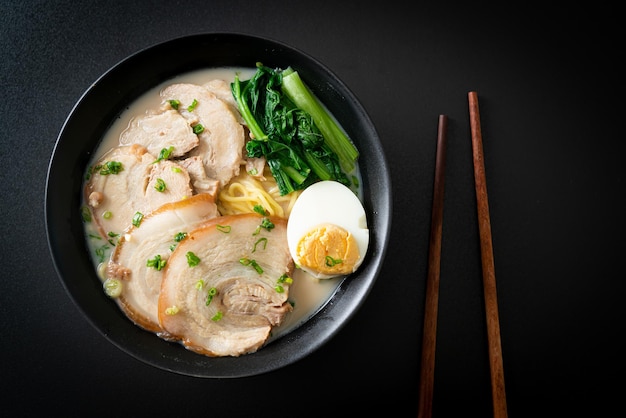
left=81, top=67, right=365, bottom=357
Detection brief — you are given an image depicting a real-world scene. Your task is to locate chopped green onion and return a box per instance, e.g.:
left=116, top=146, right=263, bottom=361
left=260, top=218, right=274, bottom=230
left=275, top=274, right=292, bottom=293
left=154, top=178, right=167, bottom=192
left=206, top=287, right=217, bottom=306
left=147, top=254, right=166, bottom=271
left=325, top=255, right=343, bottom=267
left=252, top=237, right=267, bottom=252
left=174, top=232, right=187, bottom=242
left=81, top=206, right=92, bottom=222
left=193, top=124, right=204, bottom=134
left=168, top=99, right=180, bottom=110
left=99, top=161, right=124, bottom=175
left=187, top=99, right=198, bottom=112
left=103, top=210, right=112, bottom=219
left=153, top=146, right=174, bottom=164
left=95, top=244, right=109, bottom=263
left=106, top=232, right=119, bottom=246
left=132, top=211, right=144, bottom=227
left=211, top=311, right=223, bottom=321
left=103, top=278, right=122, bottom=298
left=253, top=217, right=275, bottom=235
left=165, top=305, right=179, bottom=315
left=253, top=205, right=268, bottom=216
left=195, top=280, right=205, bottom=290
left=239, top=258, right=263, bottom=274
left=186, top=251, right=200, bottom=267
left=277, top=273, right=293, bottom=285
left=216, top=225, right=231, bottom=233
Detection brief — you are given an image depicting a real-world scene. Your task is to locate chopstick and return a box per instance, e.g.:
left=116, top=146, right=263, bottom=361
left=418, top=114, right=448, bottom=418
left=468, top=91, right=508, bottom=418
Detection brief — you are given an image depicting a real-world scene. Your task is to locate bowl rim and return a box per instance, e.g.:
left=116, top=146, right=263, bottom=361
left=45, top=32, right=392, bottom=378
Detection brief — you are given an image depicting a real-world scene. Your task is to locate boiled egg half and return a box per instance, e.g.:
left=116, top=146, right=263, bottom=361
left=287, top=180, right=369, bottom=279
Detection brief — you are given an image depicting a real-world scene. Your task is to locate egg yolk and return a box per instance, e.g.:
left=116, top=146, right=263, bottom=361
left=295, top=223, right=360, bottom=276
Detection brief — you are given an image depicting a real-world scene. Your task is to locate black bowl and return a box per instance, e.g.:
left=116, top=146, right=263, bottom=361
left=45, top=32, right=392, bottom=378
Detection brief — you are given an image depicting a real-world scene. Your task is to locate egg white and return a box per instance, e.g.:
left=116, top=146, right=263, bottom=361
left=287, top=180, right=369, bottom=279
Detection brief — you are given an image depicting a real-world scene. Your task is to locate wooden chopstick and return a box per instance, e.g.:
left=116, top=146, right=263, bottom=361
left=418, top=114, right=448, bottom=418
left=468, top=91, right=508, bottom=418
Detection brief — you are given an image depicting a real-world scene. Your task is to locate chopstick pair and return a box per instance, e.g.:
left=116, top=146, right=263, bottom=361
left=417, top=93, right=508, bottom=418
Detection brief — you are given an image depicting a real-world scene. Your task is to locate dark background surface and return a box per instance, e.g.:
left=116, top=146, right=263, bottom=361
left=1, top=1, right=623, bottom=416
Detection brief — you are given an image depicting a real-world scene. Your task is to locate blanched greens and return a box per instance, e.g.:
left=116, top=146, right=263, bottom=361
left=231, top=63, right=359, bottom=196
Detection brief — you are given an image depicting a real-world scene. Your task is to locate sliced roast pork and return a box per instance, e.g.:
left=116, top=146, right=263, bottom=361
left=158, top=213, right=294, bottom=357
left=85, top=144, right=193, bottom=239
left=177, top=156, right=220, bottom=197
left=106, top=193, right=219, bottom=333
left=160, top=83, right=245, bottom=187
left=203, top=78, right=245, bottom=125
left=119, top=108, right=199, bottom=157
left=202, top=79, right=269, bottom=179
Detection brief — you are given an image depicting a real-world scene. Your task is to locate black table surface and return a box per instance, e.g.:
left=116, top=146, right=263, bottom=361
left=1, top=2, right=623, bottom=416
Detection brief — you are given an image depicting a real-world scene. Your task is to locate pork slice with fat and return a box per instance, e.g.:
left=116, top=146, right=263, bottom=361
left=106, top=193, right=219, bottom=333
left=158, top=213, right=294, bottom=357
left=85, top=144, right=193, bottom=239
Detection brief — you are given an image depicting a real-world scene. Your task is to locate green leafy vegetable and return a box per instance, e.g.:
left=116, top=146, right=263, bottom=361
left=231, top=62, right=358, bottom=195
left=282, top=67, right=359, bottom=173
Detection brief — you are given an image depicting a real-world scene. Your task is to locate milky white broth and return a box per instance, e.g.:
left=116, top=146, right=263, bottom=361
left=82, top=66, right=362, bottom=346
